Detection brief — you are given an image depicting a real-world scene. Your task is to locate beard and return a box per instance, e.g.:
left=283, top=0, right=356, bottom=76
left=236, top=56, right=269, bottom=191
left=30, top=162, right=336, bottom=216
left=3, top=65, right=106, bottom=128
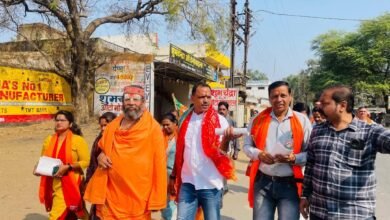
left=123, top=106, right=143, bottom=120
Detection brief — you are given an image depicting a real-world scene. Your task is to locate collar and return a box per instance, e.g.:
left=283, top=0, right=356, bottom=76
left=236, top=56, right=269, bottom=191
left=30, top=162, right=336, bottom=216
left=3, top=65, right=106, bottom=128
left=271, top=108, right=293, bottom=121
left=325, top=116, right=359, bottom=132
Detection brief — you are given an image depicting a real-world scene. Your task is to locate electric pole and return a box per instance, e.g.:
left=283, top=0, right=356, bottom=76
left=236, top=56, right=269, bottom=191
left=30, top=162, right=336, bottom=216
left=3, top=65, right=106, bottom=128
left=230, top=0, right=236, bottom=88
left=243, top=0, right=250, bottom=80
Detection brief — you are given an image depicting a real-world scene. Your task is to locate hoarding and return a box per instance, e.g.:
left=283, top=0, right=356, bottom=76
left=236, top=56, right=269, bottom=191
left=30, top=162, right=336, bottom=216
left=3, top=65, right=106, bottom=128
left=0, top=66, right=72, bottom=123
left=211, top=88, right=239, bottom=111
left=93, top=54, right=154, bottom=116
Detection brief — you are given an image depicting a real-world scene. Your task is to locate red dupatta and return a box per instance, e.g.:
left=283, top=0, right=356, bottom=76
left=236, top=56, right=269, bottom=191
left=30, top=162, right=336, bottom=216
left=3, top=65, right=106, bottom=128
left=39, top=131, right=84, bottom=219
left=173, top=106, right=236, bottom=200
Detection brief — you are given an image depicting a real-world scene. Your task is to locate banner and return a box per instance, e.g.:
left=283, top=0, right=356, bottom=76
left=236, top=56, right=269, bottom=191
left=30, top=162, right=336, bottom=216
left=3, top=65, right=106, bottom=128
left=0, top=66, right=72, bottom=123
left=211, top=88, right=239, bottom=111
left=93, top=54, right=154, bottom=116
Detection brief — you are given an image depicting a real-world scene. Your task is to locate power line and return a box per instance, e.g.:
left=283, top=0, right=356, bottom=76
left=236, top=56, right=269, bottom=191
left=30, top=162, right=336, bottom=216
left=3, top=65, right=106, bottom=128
left=254, top=9, right=369, bottom=22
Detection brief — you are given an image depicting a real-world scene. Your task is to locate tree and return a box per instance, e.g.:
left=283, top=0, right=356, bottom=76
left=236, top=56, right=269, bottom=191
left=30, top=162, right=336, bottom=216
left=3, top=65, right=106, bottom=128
left=246, top=69, right=268, bottom=80
left=309, top=13, right=390, bottom=107
left=284, top=59, right=318, bottom=105
left=0, top=0, right=229, bottom=123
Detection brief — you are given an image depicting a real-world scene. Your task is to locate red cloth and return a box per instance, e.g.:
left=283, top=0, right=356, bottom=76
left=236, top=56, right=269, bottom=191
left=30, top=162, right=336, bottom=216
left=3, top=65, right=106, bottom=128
left=173, top=106, right=236, bottom=201
left=123, top=85, right=144, bottom=97
left=39, top=131, right=84, bottom=219
left=248, top=107, right=304, bottom=208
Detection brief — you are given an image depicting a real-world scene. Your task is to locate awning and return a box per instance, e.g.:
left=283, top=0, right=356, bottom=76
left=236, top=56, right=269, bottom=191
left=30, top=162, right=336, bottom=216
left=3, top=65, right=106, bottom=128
left=208, top=82, right=225, bottom=89
left=206, top=45, right=230, bottom=70
left=154, top=61, right=206, bottom=82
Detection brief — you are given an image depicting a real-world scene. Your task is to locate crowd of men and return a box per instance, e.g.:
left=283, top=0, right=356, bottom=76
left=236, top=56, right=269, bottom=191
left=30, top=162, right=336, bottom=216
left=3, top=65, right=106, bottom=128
left=38, top=81, right=390, bottom=220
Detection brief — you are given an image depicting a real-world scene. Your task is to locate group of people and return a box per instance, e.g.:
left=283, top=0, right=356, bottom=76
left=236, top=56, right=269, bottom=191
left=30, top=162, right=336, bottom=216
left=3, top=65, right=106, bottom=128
left=33, top=81, right=390, bottom=220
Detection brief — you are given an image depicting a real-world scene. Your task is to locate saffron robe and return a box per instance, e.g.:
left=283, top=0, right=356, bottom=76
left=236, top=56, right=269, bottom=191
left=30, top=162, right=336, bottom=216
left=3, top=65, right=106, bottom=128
left=84, top=111, right=167, bottom=219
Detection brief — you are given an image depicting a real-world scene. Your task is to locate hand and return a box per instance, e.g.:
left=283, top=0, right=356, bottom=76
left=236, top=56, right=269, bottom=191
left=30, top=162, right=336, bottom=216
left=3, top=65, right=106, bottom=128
left=53, top=164, right=70, bottom=178
left=223, top=126, right=243, bottom=140
left=274, top=152, right=296, bottom=164
left=299, top=198, right=310, bottom=219
left=97, top=152, right=112, bottom=169
left=232, top=151, right=239, bottom=160
left=258, top=151, right=275, bottom=164
left=168, top=178, right=176, bottom=196
left=221, top=127, right=242, bottom=152
left=33, top=163, right=40, bottom=176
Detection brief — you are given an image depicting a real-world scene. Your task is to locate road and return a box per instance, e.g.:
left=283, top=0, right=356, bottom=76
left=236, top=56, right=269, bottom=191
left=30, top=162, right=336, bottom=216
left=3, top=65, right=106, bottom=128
left=0, top=122, right=389, bottom=219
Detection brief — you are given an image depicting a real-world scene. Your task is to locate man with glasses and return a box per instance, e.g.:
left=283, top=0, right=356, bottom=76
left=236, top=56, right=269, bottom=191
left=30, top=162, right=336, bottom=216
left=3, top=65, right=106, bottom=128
left=169, top=82, right=239, bottom=220
left=84, top=85, right=167, bottom=220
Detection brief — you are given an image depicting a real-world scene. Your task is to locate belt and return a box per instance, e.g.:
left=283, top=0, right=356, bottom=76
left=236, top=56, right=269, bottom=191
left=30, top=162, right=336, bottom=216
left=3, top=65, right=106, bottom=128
left=260, top=172, right=295, bottom=182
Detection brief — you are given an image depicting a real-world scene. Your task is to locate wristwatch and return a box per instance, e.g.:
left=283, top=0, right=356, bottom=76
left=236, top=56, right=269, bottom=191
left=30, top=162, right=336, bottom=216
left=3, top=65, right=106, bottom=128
left=67, top=163, right=73, bottom=171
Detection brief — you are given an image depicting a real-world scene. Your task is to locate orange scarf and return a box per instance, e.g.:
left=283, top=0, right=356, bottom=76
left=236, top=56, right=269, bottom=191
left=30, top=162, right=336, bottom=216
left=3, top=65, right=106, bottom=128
left=248, top=107, right=304, bottom=208
left=39, top=131, right=84, bottom=218
left=173, top=107, right=236, bottom=201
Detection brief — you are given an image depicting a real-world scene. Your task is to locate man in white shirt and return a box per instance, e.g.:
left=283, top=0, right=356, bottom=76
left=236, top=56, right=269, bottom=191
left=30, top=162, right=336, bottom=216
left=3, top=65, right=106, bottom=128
left=168, top=82, right=239, bottom=220
left=243, top=81, right=312, bottom=220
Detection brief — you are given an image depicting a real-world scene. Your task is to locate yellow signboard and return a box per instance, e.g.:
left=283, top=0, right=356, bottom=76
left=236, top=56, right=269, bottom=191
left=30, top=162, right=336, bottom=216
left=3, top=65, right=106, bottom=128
left=0, top=66, right=72, bottom=123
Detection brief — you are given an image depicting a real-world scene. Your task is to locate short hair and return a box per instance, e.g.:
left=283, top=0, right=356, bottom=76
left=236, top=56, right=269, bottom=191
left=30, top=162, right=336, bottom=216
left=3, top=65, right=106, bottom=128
left=218, top=101, right=229, bottom=110
left=357, top=106, right=367, bottom=111
left=191, top=82, right=211, bottom=95
left=268, top=81, right=291, bottom=95
left=293, top=102, right=310, bottom=115
left=312, top=106, right=325, bottom=115
left=99, top=112, right=117, bottom=123
left=324, top=85, right=354, bottom=113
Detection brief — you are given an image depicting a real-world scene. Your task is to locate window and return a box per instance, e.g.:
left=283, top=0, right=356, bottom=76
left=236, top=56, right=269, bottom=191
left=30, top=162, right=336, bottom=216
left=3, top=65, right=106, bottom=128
left=258, top=86, right=265, bottom=90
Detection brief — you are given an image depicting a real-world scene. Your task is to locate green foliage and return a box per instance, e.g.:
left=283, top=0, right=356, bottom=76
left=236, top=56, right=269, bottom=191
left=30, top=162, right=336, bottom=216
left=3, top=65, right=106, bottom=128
left=308, top=13, right=390, bottom=106
left=247, top=69, right=268, bottom=80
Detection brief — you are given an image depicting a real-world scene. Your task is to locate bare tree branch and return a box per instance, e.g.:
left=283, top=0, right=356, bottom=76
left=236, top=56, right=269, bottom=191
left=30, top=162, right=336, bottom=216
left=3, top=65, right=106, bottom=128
left=83, top=0, right=167, bottom=39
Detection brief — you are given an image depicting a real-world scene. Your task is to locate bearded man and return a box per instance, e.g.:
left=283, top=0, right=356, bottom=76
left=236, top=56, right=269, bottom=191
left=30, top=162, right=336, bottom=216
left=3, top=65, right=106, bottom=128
left=84, top=85, right=167, bottom=220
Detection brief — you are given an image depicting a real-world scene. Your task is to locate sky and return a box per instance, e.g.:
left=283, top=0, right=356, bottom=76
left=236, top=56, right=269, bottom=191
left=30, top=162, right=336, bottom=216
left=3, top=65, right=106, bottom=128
left=235, top=0, right=390, bottom=81
left=1, top=0, right=389, bottom=82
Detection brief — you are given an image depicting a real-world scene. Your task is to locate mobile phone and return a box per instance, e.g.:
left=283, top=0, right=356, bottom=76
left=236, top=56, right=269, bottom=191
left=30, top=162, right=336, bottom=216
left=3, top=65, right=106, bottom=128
left=52, top=166, right=59, bottom=176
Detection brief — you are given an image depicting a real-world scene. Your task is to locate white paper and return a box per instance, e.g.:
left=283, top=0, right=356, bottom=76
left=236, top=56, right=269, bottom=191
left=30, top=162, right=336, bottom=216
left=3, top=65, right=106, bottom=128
left=215, top=128, right=249, bottom=136
left=35, top=156, right=63, bottom=176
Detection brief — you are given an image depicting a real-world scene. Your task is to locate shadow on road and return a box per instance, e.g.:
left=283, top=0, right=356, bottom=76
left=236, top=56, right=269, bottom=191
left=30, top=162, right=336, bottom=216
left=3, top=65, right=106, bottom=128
left=23, top=213, right=47, bottom=220
left=235, top=169, right=246, bottom=175
left=222, top=215, right=236, bottom=220
left=228, top=184, right=248, bottom=194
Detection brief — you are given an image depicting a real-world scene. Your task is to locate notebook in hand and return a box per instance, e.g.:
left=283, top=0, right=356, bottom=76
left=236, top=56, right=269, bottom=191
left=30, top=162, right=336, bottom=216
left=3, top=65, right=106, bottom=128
left=35, top=156, right=63, bottom=176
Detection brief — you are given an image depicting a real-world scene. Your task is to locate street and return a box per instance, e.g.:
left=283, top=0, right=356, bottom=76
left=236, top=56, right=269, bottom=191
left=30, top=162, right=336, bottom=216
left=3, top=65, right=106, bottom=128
left=0, top=122, right=389, bottom=219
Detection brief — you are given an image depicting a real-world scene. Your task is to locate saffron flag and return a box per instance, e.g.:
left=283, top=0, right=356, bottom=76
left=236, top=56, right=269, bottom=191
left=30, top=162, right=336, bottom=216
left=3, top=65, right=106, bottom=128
left=172, top=93, right=188, bottom=117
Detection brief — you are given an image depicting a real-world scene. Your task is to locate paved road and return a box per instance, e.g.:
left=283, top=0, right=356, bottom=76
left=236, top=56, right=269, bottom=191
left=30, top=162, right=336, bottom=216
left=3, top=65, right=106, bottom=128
left=220, top=152, right=390, bottom=220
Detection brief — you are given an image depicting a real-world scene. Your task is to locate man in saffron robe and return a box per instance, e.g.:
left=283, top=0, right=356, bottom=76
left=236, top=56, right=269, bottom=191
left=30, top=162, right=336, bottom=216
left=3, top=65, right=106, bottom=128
left=84, top=85, right=167, bottom=220
left=168, top=82, right=239, bottom=220
left=243, top=81, right=312, bottom=220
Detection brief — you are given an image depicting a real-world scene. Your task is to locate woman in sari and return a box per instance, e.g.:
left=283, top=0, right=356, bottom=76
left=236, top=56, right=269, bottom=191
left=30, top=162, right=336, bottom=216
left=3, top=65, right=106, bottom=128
left=35, top=110, right=90, bottom=220
left=161, top=113, right=178, bottom=220
left=85, top=111, right=116, bottom=220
